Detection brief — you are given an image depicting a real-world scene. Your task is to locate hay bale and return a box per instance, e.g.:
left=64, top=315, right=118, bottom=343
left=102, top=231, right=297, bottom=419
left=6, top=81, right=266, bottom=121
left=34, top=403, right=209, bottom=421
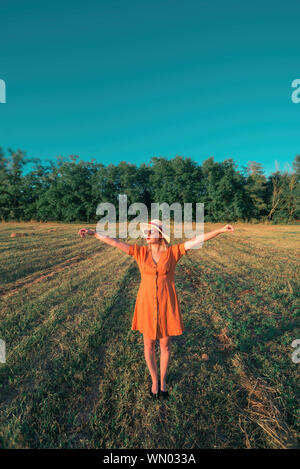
left=10, top=232, right=29, bottom=238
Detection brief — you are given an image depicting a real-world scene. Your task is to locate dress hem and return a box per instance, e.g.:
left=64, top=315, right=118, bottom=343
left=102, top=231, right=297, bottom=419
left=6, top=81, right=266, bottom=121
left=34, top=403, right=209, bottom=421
left=131, top=327, right=184, bottom=339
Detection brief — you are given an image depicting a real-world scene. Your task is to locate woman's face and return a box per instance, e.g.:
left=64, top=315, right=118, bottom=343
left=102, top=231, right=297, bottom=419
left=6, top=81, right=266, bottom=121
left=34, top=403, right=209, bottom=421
left=143, top=228, right=162, bottom=244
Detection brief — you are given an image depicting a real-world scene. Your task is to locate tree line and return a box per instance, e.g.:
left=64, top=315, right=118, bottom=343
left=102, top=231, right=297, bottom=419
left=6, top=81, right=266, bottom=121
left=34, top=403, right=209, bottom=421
left=0, top=146, right=299, bottom=223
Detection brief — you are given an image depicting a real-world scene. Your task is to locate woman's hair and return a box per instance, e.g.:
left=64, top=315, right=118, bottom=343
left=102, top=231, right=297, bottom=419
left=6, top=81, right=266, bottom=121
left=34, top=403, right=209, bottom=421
left=158, top=236, right=169, bottom=248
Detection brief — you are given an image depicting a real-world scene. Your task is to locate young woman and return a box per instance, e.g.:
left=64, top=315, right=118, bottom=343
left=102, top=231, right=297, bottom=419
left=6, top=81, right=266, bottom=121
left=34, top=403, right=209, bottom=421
left=78, top=219, right=234, bottom=400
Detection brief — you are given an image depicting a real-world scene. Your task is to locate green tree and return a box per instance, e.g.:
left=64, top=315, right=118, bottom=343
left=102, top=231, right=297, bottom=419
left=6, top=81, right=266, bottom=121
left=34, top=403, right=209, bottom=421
left=201, top=157, right=252, bottom=221
left=36, top=155, right=97, bottom=222
left=0, top=148, right=28, bottom=221
left=245, top=161, right=268, bottom=219
left=150, top=155, right=203, bottom=219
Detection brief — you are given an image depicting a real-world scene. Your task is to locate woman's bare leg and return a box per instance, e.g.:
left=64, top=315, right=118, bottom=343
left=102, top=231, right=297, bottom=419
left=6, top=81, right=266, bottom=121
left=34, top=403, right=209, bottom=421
left=143, top=335, right=158, bottom=393
left=159, top=336, right=171, bottom=391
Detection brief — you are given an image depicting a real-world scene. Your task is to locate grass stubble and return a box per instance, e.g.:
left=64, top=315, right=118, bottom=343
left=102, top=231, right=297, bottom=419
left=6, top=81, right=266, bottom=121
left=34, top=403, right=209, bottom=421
left=0, top=221, right=299, bottom=449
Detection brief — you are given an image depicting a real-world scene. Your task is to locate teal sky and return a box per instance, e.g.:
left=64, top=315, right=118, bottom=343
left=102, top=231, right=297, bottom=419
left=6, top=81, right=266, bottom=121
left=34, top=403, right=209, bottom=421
left=0, top=0, right=299, bottom=177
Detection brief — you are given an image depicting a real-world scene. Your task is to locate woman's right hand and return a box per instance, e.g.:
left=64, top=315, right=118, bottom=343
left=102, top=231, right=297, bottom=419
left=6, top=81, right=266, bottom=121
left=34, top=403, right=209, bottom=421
left=78, top=228, right=95, bottom=238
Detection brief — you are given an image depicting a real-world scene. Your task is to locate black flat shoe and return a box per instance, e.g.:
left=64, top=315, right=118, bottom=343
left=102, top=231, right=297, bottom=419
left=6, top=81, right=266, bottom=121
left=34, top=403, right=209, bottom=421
left=160, top=390, right=169, bottom=399
left=149, top=386, right=160, bottom=399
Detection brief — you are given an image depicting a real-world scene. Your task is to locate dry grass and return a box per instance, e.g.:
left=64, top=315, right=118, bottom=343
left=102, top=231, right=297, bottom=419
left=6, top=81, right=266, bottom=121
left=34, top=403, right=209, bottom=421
left=232, top=354, right=298, bottom=449
left=0, top=221, right=299, bottom=448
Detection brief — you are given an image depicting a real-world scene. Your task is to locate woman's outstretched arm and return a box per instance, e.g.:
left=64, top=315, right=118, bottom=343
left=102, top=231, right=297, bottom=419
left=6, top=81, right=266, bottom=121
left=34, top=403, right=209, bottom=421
left=183, top=224, right=234, bottom=251
left=78, top=228, right=131, bottom=254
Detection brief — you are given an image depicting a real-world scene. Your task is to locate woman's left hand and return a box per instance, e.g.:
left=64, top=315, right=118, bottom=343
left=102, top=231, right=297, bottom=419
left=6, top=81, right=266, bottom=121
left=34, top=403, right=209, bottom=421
left=220, top=224, right=234, bottom=233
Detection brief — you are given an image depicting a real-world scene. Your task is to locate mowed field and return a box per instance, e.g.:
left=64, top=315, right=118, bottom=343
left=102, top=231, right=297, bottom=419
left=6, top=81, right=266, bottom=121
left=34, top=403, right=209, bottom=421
left=0, top=221, right=299, bottom=449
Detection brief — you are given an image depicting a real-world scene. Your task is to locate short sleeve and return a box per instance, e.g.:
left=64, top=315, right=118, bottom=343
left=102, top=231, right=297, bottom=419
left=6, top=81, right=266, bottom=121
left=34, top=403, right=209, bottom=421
left=128, top=243, right=142, bottom=261
left=171, top=242, right=187, bottom=263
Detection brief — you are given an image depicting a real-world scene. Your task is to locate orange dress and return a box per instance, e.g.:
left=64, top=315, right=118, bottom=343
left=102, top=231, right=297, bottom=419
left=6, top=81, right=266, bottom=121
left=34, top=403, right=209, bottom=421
left=128, top=242, right=187, bottom=339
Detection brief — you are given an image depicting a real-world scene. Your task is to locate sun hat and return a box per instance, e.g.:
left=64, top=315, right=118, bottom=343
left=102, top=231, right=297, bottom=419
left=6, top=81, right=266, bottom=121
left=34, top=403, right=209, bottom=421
left=140, top=219, right=170, bottom=243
